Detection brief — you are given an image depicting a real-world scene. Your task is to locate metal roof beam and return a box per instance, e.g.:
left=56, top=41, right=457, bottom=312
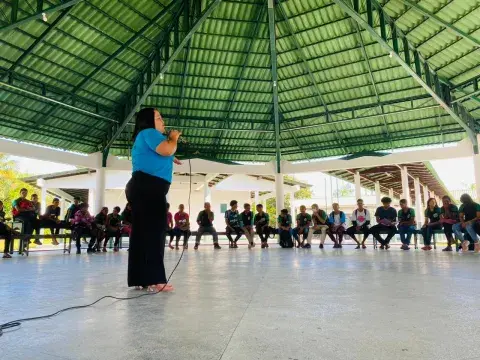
left=0, top=0, right=83, bottom=32
left=277, top=0, right=348, bottom=155
left=400, top=0, right=480, bottom=50
left=267, top=0, right=282, bottom=173
left=212, top=3, right=266, bottom=149
left=1, top=9, right=70, bottom=80
left=104, top=0, right=223, bottom=151
left=333, top=0, right=478, bottom=149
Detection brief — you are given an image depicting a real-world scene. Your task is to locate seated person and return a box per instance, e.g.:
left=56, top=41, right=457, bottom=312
left=30, top=194, right=43, bottom=245
left=1, top=200, right=14, bottom=259
left=173, top=204, right=191, bottom=250
left=421, top=198, right=442, bottom=251
left=121, top=203, right=132, bottom=237
left=241, top=203, right=256, bottom=249
left=327, top=203, right=346, bottom=248
left=94, top=207, right=108, bottom=252
left=453, top=193, right=480, bottom=252
left=12, top=188, right=36, bottom=252
left=308, top=204, right=329, bottom=249
left=195, top=202, right=221, bottom=250
left=65, top=197, right=82, bottom=226
left=397, top=199, right=416, bottom=250
left=277, top=209, right=293, bottom=248
left=346, top=199, right=371, bottom=249
left=41, top=198, right=66, bottom=246
left=72, top=203, right=96, bottom=254
left=293, top=205, right=311, bottom=248
left=254, top=204, right=270, bottom=249
left=225, top=200, right=243, bottom=249
left=106, top=206, right=122, bottom=252
left=370, top=197, right=397, bottom=250
left=167, top=203, right=176, bottom=249
left=440, top=195, right=459, bottom=252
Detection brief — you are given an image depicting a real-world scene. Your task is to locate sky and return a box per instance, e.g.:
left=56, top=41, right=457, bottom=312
left=9, top=154, right=475, bottom=192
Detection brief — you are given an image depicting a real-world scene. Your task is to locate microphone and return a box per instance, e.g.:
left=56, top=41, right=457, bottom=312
left=166, top=129, right=187, bottom=144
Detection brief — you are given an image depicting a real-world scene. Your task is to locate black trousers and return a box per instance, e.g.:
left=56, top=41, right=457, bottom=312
left=38, top=219, right=68, bottom=235
left=73, top=225, right=96, bottom=250
left=174, top=228, right=191, bottom=246
left=0, top=223, right=12, bottom=253
left=226, top=226, right=243, bottom=242
left=106, top=227, right=121, bottom=247
left=256, top=225, right=270, bottom=242
left=369, top=224, right=396, bottom=245
left=443, top=223, right=454, bottom=243
left=126, top=171, right=169, bottom=287
left=346, top=225, right=369, bottom=243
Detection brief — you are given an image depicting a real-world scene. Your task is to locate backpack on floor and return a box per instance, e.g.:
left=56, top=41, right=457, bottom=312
left=279, top=230, right=293, bottom=248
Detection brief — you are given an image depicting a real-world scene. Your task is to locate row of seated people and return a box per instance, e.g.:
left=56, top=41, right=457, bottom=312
left=277, top=194, right=480, bottom=251
left=0, top=188, right=133, bottom=258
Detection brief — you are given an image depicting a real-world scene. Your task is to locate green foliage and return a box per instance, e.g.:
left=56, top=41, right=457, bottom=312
left=262, top=175, right=313, bottom=226
left=0, top=154, right=47, bottom=214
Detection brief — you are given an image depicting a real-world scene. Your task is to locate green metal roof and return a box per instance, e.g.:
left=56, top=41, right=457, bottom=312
left=0, top=0, right=478, bottom=162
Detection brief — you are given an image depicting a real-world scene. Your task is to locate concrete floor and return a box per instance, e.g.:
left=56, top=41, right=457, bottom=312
left=2, top=245, right=480, bottom=360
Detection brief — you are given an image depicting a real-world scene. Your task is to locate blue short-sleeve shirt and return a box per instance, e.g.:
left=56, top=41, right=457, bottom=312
left=132, top=128, right=173, bottom=183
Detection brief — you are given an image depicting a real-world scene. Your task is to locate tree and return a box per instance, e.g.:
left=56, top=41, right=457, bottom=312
left=0, top=154, right=43, bottom=214
left=333, top=183, right=354, bottom=198
left=264, top=175, right=313, bottom=226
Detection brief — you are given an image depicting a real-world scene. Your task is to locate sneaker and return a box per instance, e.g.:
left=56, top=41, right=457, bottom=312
left=385, top=245, right=390, bottom=250
left=113, top=247, right=119, bottom=252
left=362, top=244, right=367, bottom=249
left=379, top=245, right=385, bottom=250
left=338, top=244, right=343, bottom=248
left=194, top=243, right=199, bottom=250
left=261, top=243, right=266, bottom=249
left=442, top=246, right=452, bottom=252
left=319, top=244, right=324, bottom=249
left=168, top=244, right=174, bottom=250
left=355, top=245, right=360, bottom=249
left=34, top=240, right=42, bottom=246
left=462, top=241, right=470, bottom=252
left=2, top=253, right=12, bottom=259
left=214, top=243, right=221, bottom=250
left=303, top=243, right=311, bottom=249
left=421, top=246, right=431, bottom=251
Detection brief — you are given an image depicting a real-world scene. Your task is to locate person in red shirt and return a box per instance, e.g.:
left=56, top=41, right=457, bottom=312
left=173, top=204, right=191, bottom=250
left=166, top=203, right=175, bottom=249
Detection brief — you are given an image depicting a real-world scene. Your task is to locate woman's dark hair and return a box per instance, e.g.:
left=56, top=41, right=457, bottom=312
left=132, top=107, right=156, bottom=141
left=442, top=195, right=451, bottom=201
left=427, top=198, right=437, bottom=208
left=460, top=193, right=474, bottom=204
left=281, top=208, right=288, bottom=214
left=114, top=206, right=121, bottom=212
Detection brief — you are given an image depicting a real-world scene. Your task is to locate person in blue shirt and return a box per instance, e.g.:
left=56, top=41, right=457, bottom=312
left=125, top=108, right=181, bottom=293
left=327, top=203, right=346, bottom=248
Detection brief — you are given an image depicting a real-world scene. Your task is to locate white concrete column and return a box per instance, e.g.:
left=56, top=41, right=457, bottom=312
left=88, top=189, right=95, bottom=213
left=275, top=172, right=285, bottom=217
left=401, top=166, right=410, bottom=204
left=94, top=167, right=106, bottom=215
left=354, top=171, right=361, bottom=200
left=254, top=191, right=259, bottom=207
left=290, top=191, right=295, bottom=219
left=375, top=181, right=381, bottom=205
left=423, top=185, right=429, bottom=208
left=430, top=190, right=435, bottom=201
left=204, top=177, right=211, bottom=203
left=474, top=153, right=480, bottom=201
left=389, top=188, right=394, bottom=199
left=414, top=177, right=423, bottom=227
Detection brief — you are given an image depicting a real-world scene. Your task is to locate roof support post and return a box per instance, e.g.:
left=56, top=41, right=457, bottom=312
left=275, top=172, right=285, bottom=218
left=414, top=177, right=423, bottom=227
left=267, top=0, right=282, bottom=174
left=0, top=0, right=84, bottom=33
left=332, top=0, right=478, bottom=149
left=104, top=0, right=223, bottom=151
left=354, top=171, right=361, bottom=200
left=375, top=181, right=381, bottom=205
left=400, top=166, right=410, bottom=205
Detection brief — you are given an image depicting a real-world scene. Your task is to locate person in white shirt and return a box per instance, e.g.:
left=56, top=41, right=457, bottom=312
left=346, top=199, right=371, bottom=249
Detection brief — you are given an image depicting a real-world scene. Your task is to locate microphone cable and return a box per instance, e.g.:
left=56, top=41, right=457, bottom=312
left=0, top=152, right=192, bottom=338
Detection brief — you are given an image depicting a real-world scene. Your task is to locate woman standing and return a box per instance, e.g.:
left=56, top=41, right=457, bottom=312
left=126, top=108, right=181, bottom=292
